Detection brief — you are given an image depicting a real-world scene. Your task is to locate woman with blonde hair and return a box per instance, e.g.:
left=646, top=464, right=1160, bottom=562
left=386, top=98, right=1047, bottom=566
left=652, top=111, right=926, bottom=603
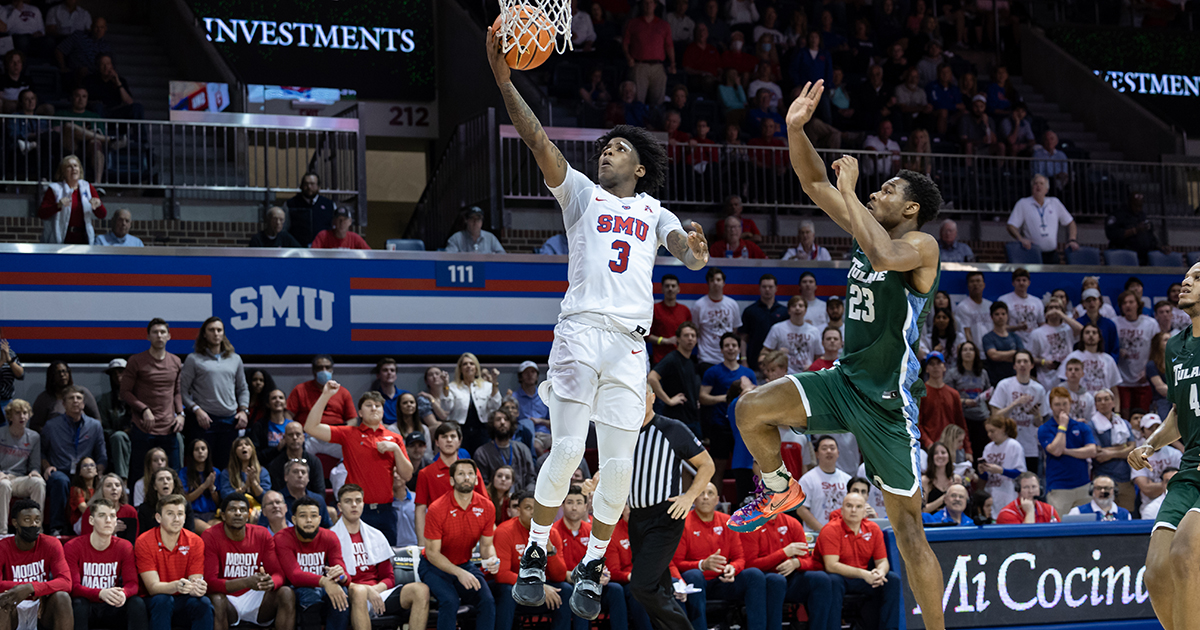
left=218, top=436, right=272, bottom=508
left=37, top=153, right=106, bottom=244
left=440, top=352, right=501, bottom=453
left=81, top=473, right=139, bottom=543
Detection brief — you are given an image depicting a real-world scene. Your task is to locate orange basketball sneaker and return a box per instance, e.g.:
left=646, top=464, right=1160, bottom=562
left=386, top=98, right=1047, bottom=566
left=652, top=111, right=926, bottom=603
left=729, top=474, right=806, bottom=533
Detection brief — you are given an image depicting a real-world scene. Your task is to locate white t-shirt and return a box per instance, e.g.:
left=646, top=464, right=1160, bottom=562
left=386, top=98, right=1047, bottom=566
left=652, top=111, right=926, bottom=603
left=746, top=80, right=783, bottom=110
left=805, top=298, right=829, bottom=329
left=1172, top=306, right=1191, bottom=331
left=1114, top=315, right=1160, bottom=386
left=1028, top=322, right=1074, bottom=389
left=1057, top=350, right=1121, bottom=393
left=996, top=292, right=1045, bottom=347
left=1066, top=385, right=1096, bottom=423
left=570, top=10, right=596, bottom=46
left=1074, top=302, right=1118, bottom=321
left=782, top=245, right=831, bottom=262
left=549, top=167, right=684, bottom=333
left=981, top=437, right=1026, bottom=510
left=692, top=295, right=743, bottom=365
left=1007, top=196, right=1073, bottom=252
left=798, top=466, right=851, bottom=530
left=45, top=3, right=91, bottom=35
left=1131, top=445, right=1181, bottom=483
left=956, top=297, right=994, bottom=344
left=988, top=377, right=1048, bottom=457
left=856, top=463, right=889, bottom=520
left=132, top=478, right=145, bottom=507
left=4, top=3, right=43, bottom=35
left=861, top=135, right=901, bottom=176
left=764, top=319, right=823, bottom=373
left=1141, top=492, right=1166, bottom=521
left=833, top=433, right=863, bottom=477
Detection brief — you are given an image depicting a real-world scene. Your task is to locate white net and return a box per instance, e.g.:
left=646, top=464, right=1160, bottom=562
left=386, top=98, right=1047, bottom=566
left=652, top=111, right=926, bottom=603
left=497, top=0, right=574, bottom=56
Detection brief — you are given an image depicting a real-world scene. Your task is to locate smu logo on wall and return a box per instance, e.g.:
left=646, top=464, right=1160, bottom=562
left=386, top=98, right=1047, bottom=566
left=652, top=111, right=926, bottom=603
left=230, top=285, right=335, bottom=332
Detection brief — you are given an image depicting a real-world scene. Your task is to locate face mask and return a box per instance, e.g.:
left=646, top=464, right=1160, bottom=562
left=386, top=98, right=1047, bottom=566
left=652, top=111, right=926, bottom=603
left=316, top=370, right=332, bottom=386
left=17, top=525, right=39, bottom=543
left=730, top=40, right=743, bottom=52
left=761, top=43, right=772, bottom=52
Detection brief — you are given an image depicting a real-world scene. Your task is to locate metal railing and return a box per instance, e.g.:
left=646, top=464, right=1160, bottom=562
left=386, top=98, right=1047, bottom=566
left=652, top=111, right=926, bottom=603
left=0, top=111, right=363, bottom=213
left=499, top=127, right=1200, bottom=223
left=405, top=109, right=498, bottom=246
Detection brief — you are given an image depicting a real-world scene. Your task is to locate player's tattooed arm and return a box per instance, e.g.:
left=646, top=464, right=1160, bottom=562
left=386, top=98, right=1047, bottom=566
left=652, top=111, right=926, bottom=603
left=666, top=222, right=709, bottom=271
left=496, top=78, right=568, bottom=188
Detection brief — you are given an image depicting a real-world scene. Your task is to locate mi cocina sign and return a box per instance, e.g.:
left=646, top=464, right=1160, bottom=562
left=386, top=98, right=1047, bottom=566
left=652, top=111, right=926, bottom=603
left=904, top=529, right=1153, bottom=629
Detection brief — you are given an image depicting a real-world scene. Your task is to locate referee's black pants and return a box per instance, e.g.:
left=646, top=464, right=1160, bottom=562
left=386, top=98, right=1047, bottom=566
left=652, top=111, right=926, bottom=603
left=628, top=501, right=692, bottom=630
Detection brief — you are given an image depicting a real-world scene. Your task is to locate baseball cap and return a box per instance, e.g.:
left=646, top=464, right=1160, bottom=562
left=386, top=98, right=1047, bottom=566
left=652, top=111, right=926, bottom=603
left=405, top=431, right=427, bottom=444
left=972, top=94, right=987, bottom=103
left=925, top=351, right=946, bottom=363
left=1141, top=413, right=1162, bottom=429
left=333, top=207, right=352, bottom=219
left=518, top=360, right=538, bottom=374
left=104, top=358, right=127, bottom=373
left=1082, top=288, right=1102, bottom=300
left=464, top=206, right=484, bottom=218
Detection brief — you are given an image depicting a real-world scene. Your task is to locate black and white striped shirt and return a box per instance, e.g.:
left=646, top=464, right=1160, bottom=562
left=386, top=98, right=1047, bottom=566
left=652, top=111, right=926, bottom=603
left=629, top=414, right=705, bottom=509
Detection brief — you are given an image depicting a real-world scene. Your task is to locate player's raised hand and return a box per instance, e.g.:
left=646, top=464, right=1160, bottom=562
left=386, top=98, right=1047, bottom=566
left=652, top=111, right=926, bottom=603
left=832, top=156, right=859, bottom=193
left=686, top=222, right=709, bottom=263
left=486, top=27, right=512, bottom=85
left=786, top=80, right=824, bottom=130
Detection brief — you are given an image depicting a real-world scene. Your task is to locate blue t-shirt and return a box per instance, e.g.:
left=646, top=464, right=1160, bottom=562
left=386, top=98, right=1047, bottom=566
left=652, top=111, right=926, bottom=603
left=514, top=386, right=550, bottom=433
left=1037, top=418, right=1096, bottom=490
left=702, top=363, right=756, bottom=428
left=373, top=386, right=410, bottom=423
left=922, top=509, right=975, bottom=526
left=982, top=331, right=1024, bottom=382
left=179, top=467, right=220, bottom=514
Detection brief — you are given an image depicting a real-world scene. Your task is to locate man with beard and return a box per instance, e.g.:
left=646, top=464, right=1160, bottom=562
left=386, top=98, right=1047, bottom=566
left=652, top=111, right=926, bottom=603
left=0, top=500, right=72, bottom=630
left=333, top=484, right=430, bottom=630
left=65, top=498, right=145, bottom=629
left=1067, top=475, right=1130, bottom=521
left=135, top=494, right=212, bottom=630
left=474, top=410, right=535, bottom=491
left=203, top=494, right=295, bottom=630
left=418, top=459, right=499, bottom=630
left=273, top=497, right=349, bottom=630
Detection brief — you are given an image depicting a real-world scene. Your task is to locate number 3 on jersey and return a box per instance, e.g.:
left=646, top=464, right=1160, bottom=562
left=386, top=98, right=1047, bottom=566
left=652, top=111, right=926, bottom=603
left=610, top=240, right=631, bottom=273
left=847, top=284, right=875, bottom=322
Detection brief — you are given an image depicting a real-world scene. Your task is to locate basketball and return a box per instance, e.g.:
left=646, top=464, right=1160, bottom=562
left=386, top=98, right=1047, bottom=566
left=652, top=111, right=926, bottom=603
left=492, top=5, right=555, bottom=70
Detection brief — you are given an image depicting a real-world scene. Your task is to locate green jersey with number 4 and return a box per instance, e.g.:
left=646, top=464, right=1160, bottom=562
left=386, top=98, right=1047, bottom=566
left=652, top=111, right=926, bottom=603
left=840, top=241, right=940, bottom=412
left=1167, top=326, right=1200, bottom=470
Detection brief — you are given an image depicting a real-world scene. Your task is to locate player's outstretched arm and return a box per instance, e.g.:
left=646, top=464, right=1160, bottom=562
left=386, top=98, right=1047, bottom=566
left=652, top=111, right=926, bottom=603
left=1129, top=405, right=1181, bottom=470
left=785, top=81, right=852, bottom=234
left=487, top=27, right=567, bottom=188
left=666, top=222, right=710, bottom=271
left=832, top=155, right=937, bottom=273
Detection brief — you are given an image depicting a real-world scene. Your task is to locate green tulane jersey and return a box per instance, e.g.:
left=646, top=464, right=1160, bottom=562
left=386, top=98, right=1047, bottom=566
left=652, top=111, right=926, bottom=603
left=840, top=241, right=940, bottom=411
left=1167, top=325, right=1200, bottom=469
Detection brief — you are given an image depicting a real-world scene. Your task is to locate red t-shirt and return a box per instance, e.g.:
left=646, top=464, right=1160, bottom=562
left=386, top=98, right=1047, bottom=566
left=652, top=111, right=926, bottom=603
left=649, top=301, right=694, bottom=366
left=329, top=424, right=409, bottom=504
left=807, top=358, right=837, bottom=372
left=685, top=137, right=720, bottom=166
left=551, top=518, right=591, bottom=570
left=345, top=531, right=396, bottom=588
left=64, top=535, right=139, bottom=602
left=423, top=491, right=495, bottom=566
left=0, top=535, right=72, bottom=597
left=134, top=528, right=205, bottom=591
left=741, top=513, right=823, bottom=574
left=672, top=511, right=745, bottom=580
left=81, top=504, right=138, bottom=537
left=683, top=43, right=723, bottom=76
left=493, top=517, right=568, bottom=585
left=709, top=238, right=767, bottom=259
left=287, top=380, right=357, bottom=427
left=815, top=518, right=886, bottom=570
left=202, top=524, right=284, bottom=596
left=413, top=458, right=488, bottom=507
left=711, top=217, right=761, bottom=238
left=273, top=527, right=347, bottom=588
left=311, top=229, right=371, bottom=250
left=918, top=384, right=972, bottom=455
left=995, top=500, right=1060, bottom=525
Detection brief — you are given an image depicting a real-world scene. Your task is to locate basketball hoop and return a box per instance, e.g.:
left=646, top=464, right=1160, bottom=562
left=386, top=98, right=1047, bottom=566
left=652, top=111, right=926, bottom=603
left=497, top=0, right=573, bottom=56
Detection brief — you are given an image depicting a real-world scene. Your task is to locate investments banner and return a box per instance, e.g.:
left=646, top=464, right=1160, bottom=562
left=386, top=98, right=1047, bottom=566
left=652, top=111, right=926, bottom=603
left=0, top=248, right=1187, bottom=358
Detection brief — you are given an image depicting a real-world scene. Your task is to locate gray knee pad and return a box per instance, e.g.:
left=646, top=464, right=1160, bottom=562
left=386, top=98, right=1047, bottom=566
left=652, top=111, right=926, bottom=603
left=534, top=435, right=586, bottom=507
left=591, top=457, right=633, bottom=525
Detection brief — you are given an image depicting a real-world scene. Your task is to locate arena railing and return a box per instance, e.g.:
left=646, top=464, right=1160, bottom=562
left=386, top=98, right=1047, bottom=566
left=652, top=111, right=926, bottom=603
left=0, top=110, right=364, bottom=220
left=499, top=124, right=1200, bottom=226
left=406, top=109, right=498, bottom=246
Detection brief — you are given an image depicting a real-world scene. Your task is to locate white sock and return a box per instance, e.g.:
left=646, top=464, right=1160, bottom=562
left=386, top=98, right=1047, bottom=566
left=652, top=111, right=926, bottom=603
left=529, top=520, right=551, bottom=549
left=582, top=534, right=610, bottom=564
left=762, top=463, right=792, bottom=493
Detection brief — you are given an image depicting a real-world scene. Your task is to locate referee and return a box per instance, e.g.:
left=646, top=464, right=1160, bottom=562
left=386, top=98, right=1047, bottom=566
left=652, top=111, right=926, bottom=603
left=629, top=386, right=715, bottom=630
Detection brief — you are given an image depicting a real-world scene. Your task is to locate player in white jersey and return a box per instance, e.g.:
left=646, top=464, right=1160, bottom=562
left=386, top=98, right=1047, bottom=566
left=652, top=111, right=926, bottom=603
left=487, top=30, right=710, bottom=621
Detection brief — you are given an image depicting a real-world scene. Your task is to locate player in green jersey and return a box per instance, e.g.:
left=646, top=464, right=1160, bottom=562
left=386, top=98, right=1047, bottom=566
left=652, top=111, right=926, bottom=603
left=728, top=80, right=948, bottom=630
left=1129, top=262, right=1200, bottom=630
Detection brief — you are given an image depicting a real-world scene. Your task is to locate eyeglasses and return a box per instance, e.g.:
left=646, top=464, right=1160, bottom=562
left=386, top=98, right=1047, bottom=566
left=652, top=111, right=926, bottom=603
left=288, top=458, right=308, bottom=464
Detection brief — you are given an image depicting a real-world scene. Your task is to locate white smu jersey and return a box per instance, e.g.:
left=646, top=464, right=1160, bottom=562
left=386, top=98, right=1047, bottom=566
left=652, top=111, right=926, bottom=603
left=549, top=167, right=684, bottom=332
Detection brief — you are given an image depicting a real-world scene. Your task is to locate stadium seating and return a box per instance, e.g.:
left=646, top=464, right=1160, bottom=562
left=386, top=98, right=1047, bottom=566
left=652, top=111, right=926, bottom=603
left=1103, top=249, right=1140, bottom=267
left=1005, top=242, right=1044, bottom=264
left=1148, top=250, right=1185, bottom=268
left=1065, top=246, right=1102, bottom=266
